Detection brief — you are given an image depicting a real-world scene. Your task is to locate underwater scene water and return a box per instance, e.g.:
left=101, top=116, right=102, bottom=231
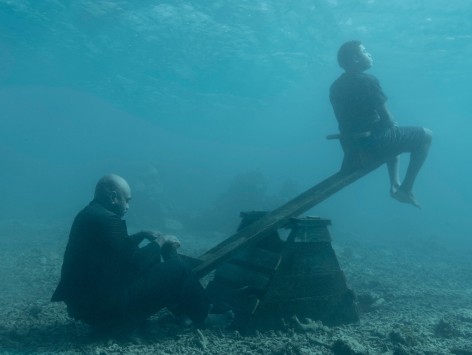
left=1, top=1, right=472, bottom=353
left=1, top=0, right=471, bottom=241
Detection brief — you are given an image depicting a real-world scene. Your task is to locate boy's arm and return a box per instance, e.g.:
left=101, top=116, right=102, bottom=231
left=377, top=103, right=396, bottom=127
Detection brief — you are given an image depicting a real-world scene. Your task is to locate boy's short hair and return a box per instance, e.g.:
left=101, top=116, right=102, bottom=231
left=337, top=40, right=362, bottom=70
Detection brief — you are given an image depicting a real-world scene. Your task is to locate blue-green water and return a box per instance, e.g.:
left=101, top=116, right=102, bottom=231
left=1, top=1, right=471, bottom=246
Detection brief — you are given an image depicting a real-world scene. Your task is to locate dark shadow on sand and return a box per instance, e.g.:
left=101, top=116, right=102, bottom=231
left=0, top=317, right=185, bottom=353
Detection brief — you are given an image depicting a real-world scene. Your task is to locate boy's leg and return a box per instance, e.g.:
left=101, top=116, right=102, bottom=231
left=387, top=155, right=400, bottom=196
left=391, top=127, right=433, bottom=207
left=367, top=126, right=432, bottom=207
left=398, top=128, right=433, bottom=194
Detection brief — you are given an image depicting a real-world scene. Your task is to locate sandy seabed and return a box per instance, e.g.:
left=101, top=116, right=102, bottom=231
left=1, top=220, right=472, bottom=355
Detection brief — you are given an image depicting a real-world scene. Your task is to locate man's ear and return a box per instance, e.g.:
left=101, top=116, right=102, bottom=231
left=110, top=191, right=117, bottom=204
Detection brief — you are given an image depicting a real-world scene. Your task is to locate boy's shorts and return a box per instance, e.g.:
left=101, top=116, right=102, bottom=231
left=361, top=125, right=428, bottom=160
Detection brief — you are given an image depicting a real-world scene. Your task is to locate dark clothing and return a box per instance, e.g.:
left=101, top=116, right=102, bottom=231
left=330, top=72, right=391, bottom=134
left=330, top=72, right=429, bottom=170
left=360, top=125, right=428, bottom=161
left=52, top=200, right=209, bottom=329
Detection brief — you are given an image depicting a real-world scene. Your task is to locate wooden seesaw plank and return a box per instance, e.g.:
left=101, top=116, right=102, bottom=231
left=191, top=161, right=384, bottom=278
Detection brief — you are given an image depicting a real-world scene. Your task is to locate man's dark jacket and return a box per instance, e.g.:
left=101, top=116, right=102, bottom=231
left=51, top=200, right=157, bottom=326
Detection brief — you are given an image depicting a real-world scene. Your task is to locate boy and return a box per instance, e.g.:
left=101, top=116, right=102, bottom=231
left=329, top=40, right=432, bottom=208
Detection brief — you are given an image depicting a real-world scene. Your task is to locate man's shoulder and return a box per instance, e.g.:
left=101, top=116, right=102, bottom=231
left=71, top=201, right=124, bottom=238
left=76, top=201, right=117, bottom=222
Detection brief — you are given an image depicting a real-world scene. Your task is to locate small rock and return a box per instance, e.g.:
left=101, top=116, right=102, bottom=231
left=389, top=326, right=418, bottom=346
left=371, top=298, right=386, bottom=309
left=26, top=304, right=42, bottom=318
left=435, top=318, right=458, bottom=338
left=455, top=309, right=472, bottom=323
left=195, top=329, right=208, bottom=350
left=357, top=292, right=385, bottom=312
left=292, top=316, right=329, bottom=333
left=392, top=344, right=410, bottom=355
left=332, top=337, right=368, bottom=355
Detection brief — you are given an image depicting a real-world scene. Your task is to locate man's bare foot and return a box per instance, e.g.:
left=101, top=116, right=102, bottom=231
left=392, top=189, right=421, bottom=209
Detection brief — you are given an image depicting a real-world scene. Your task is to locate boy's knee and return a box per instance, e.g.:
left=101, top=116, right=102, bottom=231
left=423, top=128, right=433, bottom=144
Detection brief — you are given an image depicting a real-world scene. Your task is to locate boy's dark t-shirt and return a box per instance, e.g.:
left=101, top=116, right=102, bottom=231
left=330, top=72, right=388, bottom=134
left=329, top=71, right=427, bottom=165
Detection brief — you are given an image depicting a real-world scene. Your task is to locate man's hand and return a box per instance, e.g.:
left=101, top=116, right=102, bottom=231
left=159, top=234, right=181, bottom=261
left=162, top=234, right=181, bottom=250
left=149, top=231, right=181, bottom=250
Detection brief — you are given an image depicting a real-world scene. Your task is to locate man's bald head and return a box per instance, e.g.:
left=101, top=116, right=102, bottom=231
left=94, top=174, right=132, bottom=217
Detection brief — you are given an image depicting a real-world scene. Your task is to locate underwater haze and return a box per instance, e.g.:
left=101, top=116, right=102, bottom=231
left=1, top=0, right=471, bottom=247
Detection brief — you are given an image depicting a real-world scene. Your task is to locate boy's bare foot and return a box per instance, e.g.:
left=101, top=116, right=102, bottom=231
left=392, top=189, right=421, bottom=209
left=390, top=183, right=400, bottom=198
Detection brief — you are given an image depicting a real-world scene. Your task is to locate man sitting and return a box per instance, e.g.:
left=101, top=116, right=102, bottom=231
left=51, top=174, right=210, bottom=332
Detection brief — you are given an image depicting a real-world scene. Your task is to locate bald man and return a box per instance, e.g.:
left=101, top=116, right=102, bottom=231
left=52, top=174, right=209, bottom=332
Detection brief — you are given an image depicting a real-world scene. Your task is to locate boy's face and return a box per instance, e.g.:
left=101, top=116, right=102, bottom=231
left=354, top=45, right=373, bottom=71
